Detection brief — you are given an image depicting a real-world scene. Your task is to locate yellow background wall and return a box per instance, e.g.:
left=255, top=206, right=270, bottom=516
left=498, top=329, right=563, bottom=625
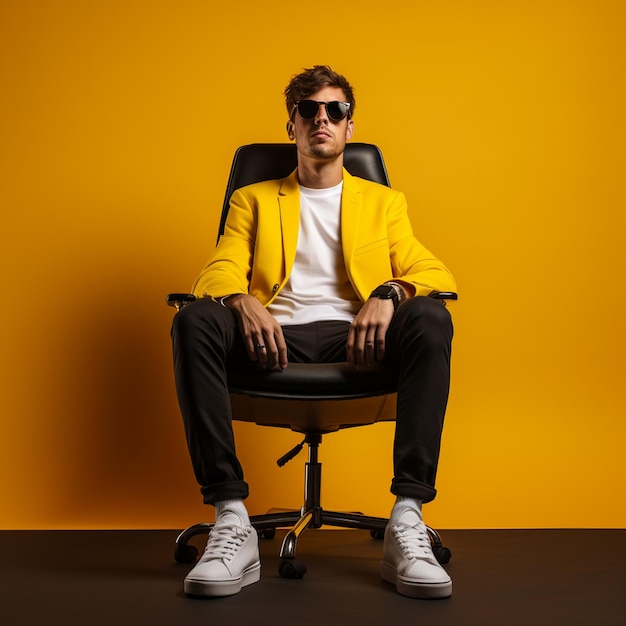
left=1, top=0, right=624, bottom=530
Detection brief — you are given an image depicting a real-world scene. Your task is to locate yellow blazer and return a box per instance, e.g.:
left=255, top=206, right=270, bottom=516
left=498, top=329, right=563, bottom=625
left=192, top=169, right=456, bottom=304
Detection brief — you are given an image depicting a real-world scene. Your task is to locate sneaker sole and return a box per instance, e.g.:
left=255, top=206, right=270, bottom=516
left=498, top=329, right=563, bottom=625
left=381, top=562, right=452, bottom=599
left=184, top=561, right=261, bottom=597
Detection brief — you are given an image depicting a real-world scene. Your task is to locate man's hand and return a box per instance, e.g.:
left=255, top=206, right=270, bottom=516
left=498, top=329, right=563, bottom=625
left=347, top=297, right=394, bottom=370
left=225, top=294, right=288, bottom=371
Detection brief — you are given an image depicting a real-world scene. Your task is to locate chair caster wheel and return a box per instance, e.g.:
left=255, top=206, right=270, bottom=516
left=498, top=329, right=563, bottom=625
left=370, top=529, right=385, bottom=540
left=433, top=545, right=452, bottom=565
left=279, top=558, right=307, bottom=579
left=174, top=543, right=198, bottom=564
left=260, top=528, right=276, bottom=540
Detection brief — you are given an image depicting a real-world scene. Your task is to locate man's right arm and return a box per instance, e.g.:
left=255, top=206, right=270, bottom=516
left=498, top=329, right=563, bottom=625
left=190, top=187, right=287, bottom=370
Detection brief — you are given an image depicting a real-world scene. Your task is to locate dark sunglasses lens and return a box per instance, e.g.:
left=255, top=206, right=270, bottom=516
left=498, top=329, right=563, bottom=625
left=297, top=101, right=349, bottom=121
left=297, top=100, right=319, bottom=119
left=327, top=101, right=349, bottom=121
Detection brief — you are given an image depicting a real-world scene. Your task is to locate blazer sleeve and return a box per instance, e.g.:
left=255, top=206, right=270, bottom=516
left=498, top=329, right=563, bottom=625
left=386, top=190, right=457, bottom=297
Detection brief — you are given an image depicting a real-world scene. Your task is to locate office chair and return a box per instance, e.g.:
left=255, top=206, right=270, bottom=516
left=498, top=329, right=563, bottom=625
left=167, top=143, right=456, bottom=579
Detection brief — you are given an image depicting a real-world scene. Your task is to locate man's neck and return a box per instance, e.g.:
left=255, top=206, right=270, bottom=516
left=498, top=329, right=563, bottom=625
left=296, top=155, right=344, bottom=189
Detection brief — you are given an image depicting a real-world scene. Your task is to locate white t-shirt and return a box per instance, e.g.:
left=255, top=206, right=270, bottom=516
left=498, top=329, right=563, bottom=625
left=268, top=181, right=361, bottom=325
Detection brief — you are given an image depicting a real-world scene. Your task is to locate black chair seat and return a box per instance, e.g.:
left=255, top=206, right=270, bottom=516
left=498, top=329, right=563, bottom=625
left=228, top=362, right=397, bottom=433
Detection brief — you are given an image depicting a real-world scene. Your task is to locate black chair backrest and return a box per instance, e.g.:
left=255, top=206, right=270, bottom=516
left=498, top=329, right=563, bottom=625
left=218, top=142, right=390, bottom=238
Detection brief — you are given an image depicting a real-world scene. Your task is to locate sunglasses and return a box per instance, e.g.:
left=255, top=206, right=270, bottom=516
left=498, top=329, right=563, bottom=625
left=292, top=100, right=351, bottom=122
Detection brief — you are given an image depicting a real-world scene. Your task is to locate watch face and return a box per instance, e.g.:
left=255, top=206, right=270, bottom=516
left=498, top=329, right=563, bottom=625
left=373, top=285, right=396, bottom=298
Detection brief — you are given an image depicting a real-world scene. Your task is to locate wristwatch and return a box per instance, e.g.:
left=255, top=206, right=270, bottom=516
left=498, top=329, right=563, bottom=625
left=369, top=284, right=399, bottom=310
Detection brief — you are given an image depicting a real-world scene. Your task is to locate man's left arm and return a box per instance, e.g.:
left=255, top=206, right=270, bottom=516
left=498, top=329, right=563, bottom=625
left=347, top=189, right=456, bottom=369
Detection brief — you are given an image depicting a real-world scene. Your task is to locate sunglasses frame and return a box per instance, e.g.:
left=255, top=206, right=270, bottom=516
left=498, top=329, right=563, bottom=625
left=291, top=100, right=351, bottom=123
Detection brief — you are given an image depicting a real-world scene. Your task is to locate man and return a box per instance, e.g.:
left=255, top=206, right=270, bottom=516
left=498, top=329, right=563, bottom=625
left=171, top=65, right=457, bottom=599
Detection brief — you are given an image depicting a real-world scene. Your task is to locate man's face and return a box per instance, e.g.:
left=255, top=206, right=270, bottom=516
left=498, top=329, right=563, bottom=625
left=288, top=86, right=354, bottom=162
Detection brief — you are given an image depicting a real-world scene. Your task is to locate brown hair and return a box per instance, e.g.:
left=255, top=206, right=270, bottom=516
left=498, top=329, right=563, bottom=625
left=284, top=65, right=355, bottom=118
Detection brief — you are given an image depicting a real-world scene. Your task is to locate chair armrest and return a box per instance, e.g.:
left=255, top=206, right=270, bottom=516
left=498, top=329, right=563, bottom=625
left=166, top=293, right=197, bottom=310
left=428, top=291, right=458, bottom=302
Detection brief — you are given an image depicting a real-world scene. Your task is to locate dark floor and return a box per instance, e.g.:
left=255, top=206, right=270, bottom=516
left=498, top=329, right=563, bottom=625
left=1, top=529, right=624, bottom=626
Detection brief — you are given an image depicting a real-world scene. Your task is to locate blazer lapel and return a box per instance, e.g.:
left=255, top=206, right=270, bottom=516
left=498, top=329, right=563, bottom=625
left=278, top=170, right=301, bottom=279
left=340, top=169, right=362, bottom=273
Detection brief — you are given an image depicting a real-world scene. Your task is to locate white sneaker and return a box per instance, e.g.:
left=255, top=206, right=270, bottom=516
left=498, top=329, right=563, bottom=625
left=381, top=508, right=452, bottom=599
left=184, top=512, right=261, bottom=597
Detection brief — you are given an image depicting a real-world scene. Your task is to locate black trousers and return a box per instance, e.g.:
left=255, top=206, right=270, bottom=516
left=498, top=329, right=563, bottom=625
left=171, top=296, right=453, bottom=505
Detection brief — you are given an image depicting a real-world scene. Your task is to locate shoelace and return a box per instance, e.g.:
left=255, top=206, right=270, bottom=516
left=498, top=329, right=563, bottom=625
left=199, top=524, right=252, bottom=563
left=389, top=523, right=433, bottom=561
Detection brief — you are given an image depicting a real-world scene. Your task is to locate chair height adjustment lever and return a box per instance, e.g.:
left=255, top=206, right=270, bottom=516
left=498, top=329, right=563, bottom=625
left=277, top=438, right=306, bottom=467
